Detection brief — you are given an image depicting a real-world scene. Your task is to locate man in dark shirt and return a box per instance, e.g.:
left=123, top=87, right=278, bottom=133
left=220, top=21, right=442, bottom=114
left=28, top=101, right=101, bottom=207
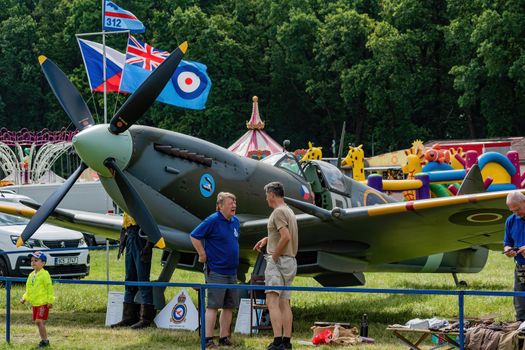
left=191, top=192, right=240, bottom=348
left=504, top=191, right=525, bottom=321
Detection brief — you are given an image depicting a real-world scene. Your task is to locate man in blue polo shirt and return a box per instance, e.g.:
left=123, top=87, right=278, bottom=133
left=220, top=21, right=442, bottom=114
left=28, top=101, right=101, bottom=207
left=504, top=191, right=525, bottom=321
left=191, top=192, right=240, bottom=348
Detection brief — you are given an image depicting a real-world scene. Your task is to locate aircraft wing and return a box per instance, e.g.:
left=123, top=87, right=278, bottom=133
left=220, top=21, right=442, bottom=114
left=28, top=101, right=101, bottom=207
left=0, top=202, right=123, bottom=240
left=239, top=191, right=516, bottom=265
left=0, top=202, right=197, bottom=251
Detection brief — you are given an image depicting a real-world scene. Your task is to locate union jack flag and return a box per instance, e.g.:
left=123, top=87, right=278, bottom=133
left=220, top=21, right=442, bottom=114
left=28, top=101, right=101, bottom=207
left=125, top=35, right=169, bottom=71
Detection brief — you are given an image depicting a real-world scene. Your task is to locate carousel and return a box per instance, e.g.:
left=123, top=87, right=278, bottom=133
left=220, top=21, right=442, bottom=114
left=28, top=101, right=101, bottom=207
left=228, top=96, right=282, bottom=159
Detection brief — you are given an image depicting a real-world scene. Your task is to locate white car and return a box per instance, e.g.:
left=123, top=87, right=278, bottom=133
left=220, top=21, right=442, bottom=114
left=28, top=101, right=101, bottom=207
left=0, top=191, right=90, bottom=279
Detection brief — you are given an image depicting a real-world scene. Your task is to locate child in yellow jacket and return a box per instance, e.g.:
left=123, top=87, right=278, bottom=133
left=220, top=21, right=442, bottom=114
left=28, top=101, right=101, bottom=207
left=20, top=251, right=55, bottom=348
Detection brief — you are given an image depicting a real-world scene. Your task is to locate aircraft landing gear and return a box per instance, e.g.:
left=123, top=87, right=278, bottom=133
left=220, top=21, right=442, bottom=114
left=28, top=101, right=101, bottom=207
left=452, top=272, right=468, bottom=288
left=153, top=250, right=180, bottom=310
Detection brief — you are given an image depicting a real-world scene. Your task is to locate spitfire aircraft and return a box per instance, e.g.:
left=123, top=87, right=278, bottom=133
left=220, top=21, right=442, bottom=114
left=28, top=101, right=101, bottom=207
left=1, top=41, right=520, bottom=301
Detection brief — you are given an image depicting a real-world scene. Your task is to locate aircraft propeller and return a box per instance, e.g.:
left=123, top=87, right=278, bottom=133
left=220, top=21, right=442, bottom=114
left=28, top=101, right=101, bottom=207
left=16, top=162, right=88, bottom=247
left=16, top=42, right=188, bottom=248
left=109, top=42, right=187, bottom=135
left=104, top=158, right=165, bottom=248
left=39, top=56, right=95, bottom=131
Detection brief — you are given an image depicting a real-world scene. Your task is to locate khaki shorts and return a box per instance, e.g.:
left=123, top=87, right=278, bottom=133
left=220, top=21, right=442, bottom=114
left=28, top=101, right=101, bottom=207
left=264, top=255, right=297, bottom=299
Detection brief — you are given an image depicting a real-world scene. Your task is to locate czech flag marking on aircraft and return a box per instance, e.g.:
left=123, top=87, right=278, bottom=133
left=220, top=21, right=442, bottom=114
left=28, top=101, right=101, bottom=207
left=301, top=185, right=311, bottom=200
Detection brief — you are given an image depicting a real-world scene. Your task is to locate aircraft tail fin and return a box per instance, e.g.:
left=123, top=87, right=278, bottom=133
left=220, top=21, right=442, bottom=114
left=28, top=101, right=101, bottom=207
left=457, top=164, right=485, bottom=195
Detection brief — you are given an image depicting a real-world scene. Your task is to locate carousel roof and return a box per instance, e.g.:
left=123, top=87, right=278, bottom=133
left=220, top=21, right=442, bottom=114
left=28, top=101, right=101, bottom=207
left=228, top=96, right=282, bottom=156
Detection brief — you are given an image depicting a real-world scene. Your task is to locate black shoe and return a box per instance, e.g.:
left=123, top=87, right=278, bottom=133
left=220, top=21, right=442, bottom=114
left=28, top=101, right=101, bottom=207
left=206, top=339, right=218, bottom=349
left=38, top=339, right=49, bottom=348
left=218, top=336, right=233, bottom=346
left=267, top=342, right=285, bottom=350
left=283, top=342, right=292, bottom=349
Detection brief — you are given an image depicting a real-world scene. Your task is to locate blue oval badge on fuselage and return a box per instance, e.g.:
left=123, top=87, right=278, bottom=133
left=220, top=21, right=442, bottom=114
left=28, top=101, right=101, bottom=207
left=199, top=173, right=215, bottom=198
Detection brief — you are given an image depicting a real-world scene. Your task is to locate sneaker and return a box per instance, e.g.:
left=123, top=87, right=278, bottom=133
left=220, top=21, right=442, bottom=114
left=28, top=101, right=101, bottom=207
left=218, top=336, right=233, bottom=346
left=206, top=339, right=218, bottom=349
left=38, top=340, right=50, bottom=348
left=267, top=342, right=285, bottom=350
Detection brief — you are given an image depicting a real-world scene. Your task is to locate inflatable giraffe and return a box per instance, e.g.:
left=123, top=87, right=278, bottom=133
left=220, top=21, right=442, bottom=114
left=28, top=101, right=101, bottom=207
left=401, top=140, right=425, bottom=201
left=300, top=142, right=323, bottom=162
left=341, top=144, right=365, bottom=181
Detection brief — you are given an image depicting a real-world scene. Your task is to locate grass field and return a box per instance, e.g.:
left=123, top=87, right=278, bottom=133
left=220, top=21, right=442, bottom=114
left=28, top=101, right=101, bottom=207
left=0, top=248, right=517, bottom=349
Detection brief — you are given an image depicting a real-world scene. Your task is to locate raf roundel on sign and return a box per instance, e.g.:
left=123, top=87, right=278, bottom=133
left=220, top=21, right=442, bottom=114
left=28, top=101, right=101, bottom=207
left=172, top=64, right=209, bottom=100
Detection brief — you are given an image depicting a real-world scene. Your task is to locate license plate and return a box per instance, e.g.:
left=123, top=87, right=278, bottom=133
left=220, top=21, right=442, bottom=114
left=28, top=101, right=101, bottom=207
left=54, top=257, right=78, bottom=265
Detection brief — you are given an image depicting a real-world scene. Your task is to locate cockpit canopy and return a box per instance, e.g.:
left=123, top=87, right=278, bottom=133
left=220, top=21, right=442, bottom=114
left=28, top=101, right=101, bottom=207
left=261, top=152, right=346, bottom=193
left=260, top=152, right=304, bottom=178
left=308, top=160, right=346, bottom=193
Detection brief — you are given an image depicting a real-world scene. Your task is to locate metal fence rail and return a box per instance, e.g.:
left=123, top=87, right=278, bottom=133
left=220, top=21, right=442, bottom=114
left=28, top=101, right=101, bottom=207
left=3, top=275, right=525, bottom=349
left=1, top=245, right=525, bottom=349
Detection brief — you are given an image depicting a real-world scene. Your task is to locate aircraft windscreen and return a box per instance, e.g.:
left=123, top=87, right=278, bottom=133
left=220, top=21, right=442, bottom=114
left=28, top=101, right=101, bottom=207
left=260, top=152, right=285, bottom=166
left=316, top=161, right=346, bottom=193
left=261, top=153, right=304, bottom=178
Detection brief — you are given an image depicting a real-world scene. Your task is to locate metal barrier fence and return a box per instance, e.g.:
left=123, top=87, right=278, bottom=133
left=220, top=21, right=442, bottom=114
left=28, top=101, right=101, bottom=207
left=2, top=247, right=525, bottom=349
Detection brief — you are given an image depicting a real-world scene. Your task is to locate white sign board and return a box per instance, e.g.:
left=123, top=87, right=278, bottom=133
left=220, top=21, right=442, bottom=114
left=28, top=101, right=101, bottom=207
left=154, top=288, right=199, bottom=331
left=105, top=291, right=124, bottom=327
left=234, top=298, right=265, bottom=334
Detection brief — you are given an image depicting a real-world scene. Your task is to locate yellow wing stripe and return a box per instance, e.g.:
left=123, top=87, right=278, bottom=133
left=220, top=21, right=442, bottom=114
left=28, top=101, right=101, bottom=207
left=0, top=204, right=36, bottom=218
left=367, top=191, right=519, bottom=216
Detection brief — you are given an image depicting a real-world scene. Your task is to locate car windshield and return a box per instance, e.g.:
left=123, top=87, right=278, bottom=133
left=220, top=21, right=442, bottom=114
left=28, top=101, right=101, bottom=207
left=0, top=212, right=30, bottom=226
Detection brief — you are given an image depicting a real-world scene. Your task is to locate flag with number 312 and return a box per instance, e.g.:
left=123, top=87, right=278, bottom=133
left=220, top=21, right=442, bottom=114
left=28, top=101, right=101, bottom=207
left=103, top=0, right=145, bottom=33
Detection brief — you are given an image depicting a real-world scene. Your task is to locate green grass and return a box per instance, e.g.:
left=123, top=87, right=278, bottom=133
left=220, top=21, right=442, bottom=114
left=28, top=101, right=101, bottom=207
left=0, top=249, right=517, bottom=349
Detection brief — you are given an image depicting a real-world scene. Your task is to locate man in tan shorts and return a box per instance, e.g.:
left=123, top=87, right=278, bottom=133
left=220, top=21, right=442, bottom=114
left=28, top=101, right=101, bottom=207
left=254, top=182, right=298, bottom=350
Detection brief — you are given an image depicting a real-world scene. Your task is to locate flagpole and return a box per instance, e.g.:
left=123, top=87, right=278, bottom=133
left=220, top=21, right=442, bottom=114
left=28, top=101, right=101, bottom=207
left=101, top=0, right=108, bottom=125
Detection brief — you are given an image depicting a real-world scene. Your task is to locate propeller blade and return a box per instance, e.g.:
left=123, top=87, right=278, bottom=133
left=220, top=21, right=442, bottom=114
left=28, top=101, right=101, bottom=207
left=38, top=56, right=95, bottom=130
left=109, top=41, right=188, bottom=135
left=16, top=162, right=88, bottom=247
left=104, top=158, right=165, bottom=248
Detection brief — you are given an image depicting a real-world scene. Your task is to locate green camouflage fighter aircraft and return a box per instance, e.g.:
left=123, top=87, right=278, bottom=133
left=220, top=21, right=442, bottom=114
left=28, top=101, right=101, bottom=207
left=2, top=41, right=519, bottom=295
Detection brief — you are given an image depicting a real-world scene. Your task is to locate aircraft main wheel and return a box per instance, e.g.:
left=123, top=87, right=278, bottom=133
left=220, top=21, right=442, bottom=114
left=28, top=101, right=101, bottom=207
left=458, top=280, right=468, bottom=288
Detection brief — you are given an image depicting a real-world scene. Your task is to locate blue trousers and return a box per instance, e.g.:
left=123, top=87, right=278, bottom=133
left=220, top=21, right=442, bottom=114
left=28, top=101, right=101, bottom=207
left=124, top=226, right=153, bottom=304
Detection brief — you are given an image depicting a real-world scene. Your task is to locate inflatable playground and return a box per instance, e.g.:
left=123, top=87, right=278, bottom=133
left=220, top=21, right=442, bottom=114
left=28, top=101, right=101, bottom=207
left=299, top=139, right=525, bottom=201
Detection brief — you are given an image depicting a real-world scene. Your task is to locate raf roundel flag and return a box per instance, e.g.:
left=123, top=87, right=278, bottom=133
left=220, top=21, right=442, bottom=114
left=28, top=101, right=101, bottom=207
left=172, top=61, right=211, bottom=106
left=104, top=0, right=145, bottom=33
left=120, top=36, right=211, bottom=110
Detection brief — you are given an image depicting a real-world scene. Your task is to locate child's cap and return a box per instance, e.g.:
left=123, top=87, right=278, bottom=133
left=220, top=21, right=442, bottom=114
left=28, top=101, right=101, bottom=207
left=30, top=251, right=47, bottom=262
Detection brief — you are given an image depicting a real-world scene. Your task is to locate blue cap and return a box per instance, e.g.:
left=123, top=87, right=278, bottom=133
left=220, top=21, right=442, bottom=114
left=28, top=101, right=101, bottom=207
left=30, top=251, right=47, bottom=263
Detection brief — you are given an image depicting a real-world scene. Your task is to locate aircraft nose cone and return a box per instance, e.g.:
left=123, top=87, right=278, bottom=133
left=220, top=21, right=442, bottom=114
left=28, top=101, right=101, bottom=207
left=73, top=125, right=133, bottom=177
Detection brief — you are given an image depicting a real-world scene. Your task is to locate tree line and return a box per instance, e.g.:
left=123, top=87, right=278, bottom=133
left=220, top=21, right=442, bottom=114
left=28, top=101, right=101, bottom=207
left=1, top=0, right=524, bottom=156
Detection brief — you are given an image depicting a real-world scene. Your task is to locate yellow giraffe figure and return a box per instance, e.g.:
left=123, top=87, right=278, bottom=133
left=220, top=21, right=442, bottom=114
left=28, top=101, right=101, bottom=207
left=300, top=142, right=323, bottom=162
left=341, top=145, right=365, bottom=181
left=401, top=140, right=425, bottom=201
